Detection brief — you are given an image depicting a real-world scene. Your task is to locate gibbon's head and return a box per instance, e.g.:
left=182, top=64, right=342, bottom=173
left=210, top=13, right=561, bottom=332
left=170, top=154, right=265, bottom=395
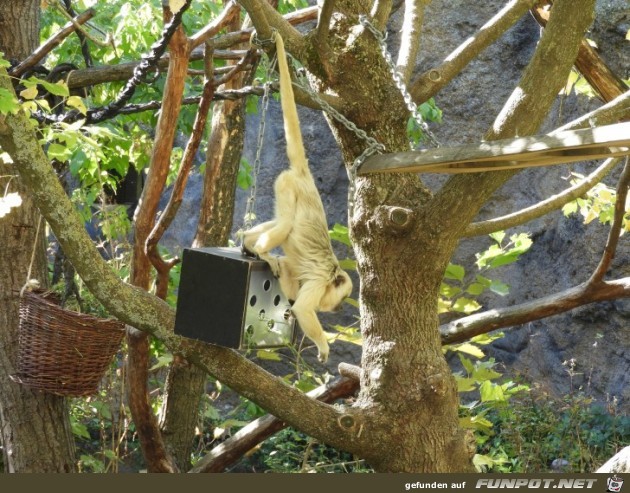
left=319, top=269, right=353, bottom=313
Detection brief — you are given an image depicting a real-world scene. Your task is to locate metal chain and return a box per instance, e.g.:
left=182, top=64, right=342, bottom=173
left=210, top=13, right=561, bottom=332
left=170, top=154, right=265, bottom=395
left=359, top=15, right=441, bottom=148
left=240, top=52, right=277, bottom=247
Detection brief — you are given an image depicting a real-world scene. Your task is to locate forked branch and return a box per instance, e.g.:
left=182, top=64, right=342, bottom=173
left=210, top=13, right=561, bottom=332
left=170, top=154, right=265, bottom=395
left=410, top=0, right=536, bottom=104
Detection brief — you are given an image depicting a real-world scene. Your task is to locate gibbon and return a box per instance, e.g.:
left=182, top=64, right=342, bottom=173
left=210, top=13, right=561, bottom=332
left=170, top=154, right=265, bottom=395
left=243, top=32, right=352, bottom=363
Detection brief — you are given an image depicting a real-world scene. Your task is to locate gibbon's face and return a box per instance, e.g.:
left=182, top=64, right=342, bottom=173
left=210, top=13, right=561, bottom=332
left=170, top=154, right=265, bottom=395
left=319, top=270, right=353, bottom=313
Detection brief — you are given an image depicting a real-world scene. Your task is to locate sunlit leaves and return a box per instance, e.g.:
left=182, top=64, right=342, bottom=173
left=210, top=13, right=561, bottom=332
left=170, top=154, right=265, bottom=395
left=440, top=232, right=532, bottom=315
left=562, top=172, right=629, bottom=233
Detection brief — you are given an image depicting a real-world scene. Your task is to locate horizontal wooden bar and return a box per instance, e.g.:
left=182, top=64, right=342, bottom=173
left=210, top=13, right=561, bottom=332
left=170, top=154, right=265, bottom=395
left=359, top=121, right=630, bottom=174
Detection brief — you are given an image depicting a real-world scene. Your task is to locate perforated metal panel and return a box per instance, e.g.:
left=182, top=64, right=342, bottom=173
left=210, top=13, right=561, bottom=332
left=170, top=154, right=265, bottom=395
left=174, top=247, right=295, bottom=349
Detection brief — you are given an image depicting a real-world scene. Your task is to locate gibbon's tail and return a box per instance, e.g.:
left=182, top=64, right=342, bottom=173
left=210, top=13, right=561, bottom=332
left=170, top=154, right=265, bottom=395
left=275, top=32, right=308, bottom=174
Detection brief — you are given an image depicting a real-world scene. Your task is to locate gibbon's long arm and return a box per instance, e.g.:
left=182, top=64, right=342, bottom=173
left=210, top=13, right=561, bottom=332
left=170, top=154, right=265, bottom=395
left=275, top=32, right=308, bottom=174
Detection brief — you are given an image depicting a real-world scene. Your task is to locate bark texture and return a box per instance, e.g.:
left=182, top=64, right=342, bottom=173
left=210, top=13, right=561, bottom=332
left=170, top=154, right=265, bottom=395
left=0, top=0, right=75, bottom=473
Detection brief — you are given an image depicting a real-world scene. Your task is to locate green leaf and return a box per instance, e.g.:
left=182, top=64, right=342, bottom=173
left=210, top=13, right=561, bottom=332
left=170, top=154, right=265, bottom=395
left=444, top=263, right=465, bottom=281
left=47, top=142, right=72, bottom=161
left=66, top=95, right=87, bottom=115
left=458, top=354, right=475, bottom=374
left=37, top=79, right=69, bottom=97
left=479, top=380, right=506, bottom=402
left=71, top=421, right=91, bottom=439
left=456, top=377, right=477, bottom=392
left=0, top=87, right=19, bottom=114
left=466, top=282, right=485, bottom=296
left=329, top=223, right=351, bottom=246
left=489, top=279, right=510, bottom=296
left=0, top=53, right=10, bottom=69
left=203, top=405, right=221, bottom=420
left=440, top=282, right=462, bottom=298
left=470, top=332, right=504, bottom=345
left=475, top=275, right=492, bottom=288
left=256, top=349, right=282, bottom=361
left=452, top=342, right=485, bottom=359
left=489, top=231, right=505, bottom=244
left=452, top=297, right=481, bottom=314
left=331, top=325, right=362, bottom=345
left=338, top=258, right=357, bottom=270
left=474, top=367, right=503, bottom=383
left=20, top=85, right=38, bottom=100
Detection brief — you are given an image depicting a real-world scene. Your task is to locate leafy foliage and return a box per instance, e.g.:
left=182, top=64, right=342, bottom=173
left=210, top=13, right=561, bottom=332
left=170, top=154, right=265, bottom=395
left=562, top=172, right=629, bottom=233
left=440, top=231, right=531, bottom=315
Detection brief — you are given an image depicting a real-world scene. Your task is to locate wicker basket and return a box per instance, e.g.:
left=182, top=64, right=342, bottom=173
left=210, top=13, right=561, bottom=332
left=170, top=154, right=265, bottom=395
left=11, top=290, right=125, bottom=397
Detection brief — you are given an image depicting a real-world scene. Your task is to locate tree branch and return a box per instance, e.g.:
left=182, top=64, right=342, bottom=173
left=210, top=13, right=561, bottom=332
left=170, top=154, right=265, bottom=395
left=190, top=374, right=360, bottom=473
left=555, top=90, right=630, bottom=132
left=189, top=1, right=241, bottom=50
left=531, top=0, right=629, bottom=103
left=463, top=157, right=621, bottom=237
left=9, top=8, right=96, bottom=78
left=370, top=0, right=393, bottom=30
left=396, top=0, right=427, bottom=84
left=430, top=0, right=596, bottom=237
left=316, top=0, right=336, bottom=49
left=0, top=68, right=365, bottom=457
left=462, top=89, right=630, bottom=238
left=410, top=0, right=536, bottom=104
left=238, top=0, right=304, bottom=54
left=145, top=45, right=217, bottom=288
left=440, top=277, right=630, bottom=344
left=588, top=157, right=630, bottom=283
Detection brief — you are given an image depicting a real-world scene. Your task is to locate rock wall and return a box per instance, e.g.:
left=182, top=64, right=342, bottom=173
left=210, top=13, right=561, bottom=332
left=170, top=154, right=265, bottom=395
left=163, top=0, right=630, bottom=408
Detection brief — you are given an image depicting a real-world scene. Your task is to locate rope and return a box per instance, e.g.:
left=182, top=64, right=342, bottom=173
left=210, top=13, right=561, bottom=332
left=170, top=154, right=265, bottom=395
left=20, top=214, right=43, bottom=297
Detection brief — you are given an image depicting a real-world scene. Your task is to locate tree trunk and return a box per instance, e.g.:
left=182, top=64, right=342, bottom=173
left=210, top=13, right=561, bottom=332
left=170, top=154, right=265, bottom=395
left=160, top=19, right=250, bottom=468
left=0, top=0, right=76, bottom=472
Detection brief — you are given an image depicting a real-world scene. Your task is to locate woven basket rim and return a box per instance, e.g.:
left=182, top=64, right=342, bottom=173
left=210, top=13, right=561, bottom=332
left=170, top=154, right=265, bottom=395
left=22, top=289, right=126, bottom=330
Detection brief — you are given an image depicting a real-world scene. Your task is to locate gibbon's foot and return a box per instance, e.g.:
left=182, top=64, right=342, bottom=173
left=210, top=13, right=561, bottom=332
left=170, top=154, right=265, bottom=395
left=317, top=342, right=329, bottom=363
left=266, top=256, right=281, bottom=278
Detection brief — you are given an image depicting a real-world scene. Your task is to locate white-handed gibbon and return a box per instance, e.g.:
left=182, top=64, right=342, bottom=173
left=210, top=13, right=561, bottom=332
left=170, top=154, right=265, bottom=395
left=243, top=32, right=352, bottom=363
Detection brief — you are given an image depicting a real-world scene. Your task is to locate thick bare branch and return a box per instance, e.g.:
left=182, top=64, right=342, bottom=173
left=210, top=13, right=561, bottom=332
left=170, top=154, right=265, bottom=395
left=440, top=278, right=630, bottom=344
left=9, top=8, right=95, bottom=78
left=532, top=0, right=629, bottom=103
left=589, top=157, right=630, bottom=283
left=238, top=0, right=304, bottom=53
left=190, top=374, right=360, bottom=473
left=410, top=0, right=536, bottom=104
left=396, top=0, right=427, bottom=84
left=463, top=157, right=621, bottom=237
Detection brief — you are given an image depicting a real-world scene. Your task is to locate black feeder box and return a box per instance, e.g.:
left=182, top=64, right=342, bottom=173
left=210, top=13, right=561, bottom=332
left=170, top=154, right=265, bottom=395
left=174, top=247, right=296, bottom=349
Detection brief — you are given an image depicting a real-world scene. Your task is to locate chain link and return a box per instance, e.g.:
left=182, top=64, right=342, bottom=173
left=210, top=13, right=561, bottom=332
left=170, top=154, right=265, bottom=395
left=359, top=15, right=440, bottom=148
left=240, top=53, right=277, bottom=247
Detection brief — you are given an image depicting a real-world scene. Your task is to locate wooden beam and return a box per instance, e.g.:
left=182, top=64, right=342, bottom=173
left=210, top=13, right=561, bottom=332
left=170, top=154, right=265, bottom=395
left=359, top=121, right=630, bottom=174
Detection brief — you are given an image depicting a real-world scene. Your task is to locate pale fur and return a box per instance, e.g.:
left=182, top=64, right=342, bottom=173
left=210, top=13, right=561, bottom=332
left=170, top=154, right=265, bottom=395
left=243, top=33, right=352, bottom=362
